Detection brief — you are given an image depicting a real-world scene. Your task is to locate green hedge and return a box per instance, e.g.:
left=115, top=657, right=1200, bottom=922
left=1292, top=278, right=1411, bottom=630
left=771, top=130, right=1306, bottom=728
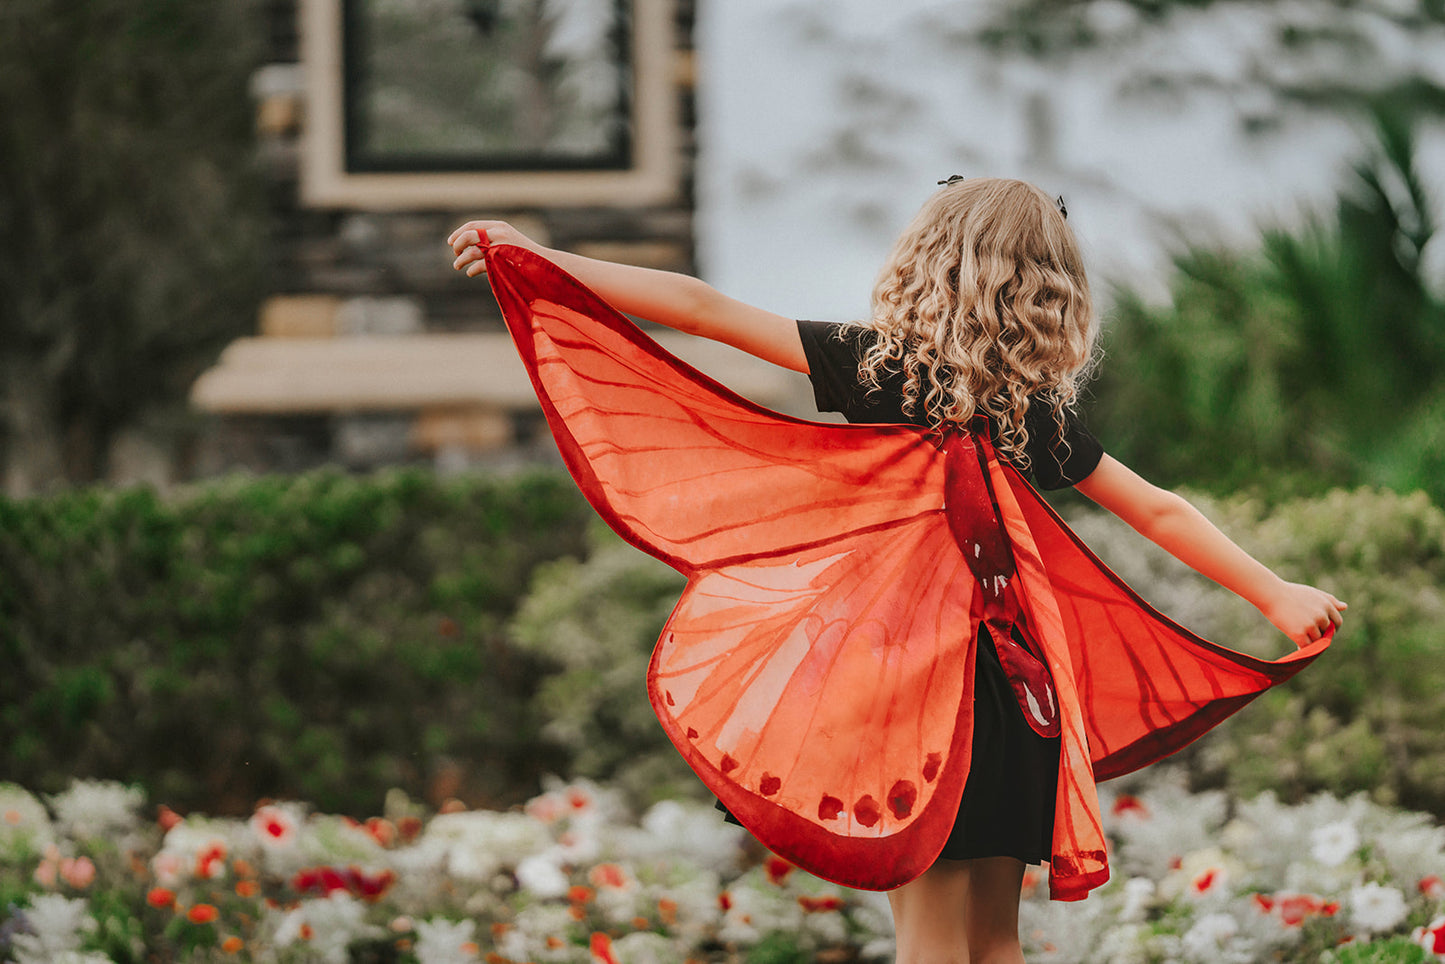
left=0, top=468, right=592, bottom=816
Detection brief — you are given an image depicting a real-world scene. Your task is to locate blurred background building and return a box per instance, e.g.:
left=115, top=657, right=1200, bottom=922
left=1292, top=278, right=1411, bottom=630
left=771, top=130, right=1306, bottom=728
left=2, top=0, right=1443, bottom=493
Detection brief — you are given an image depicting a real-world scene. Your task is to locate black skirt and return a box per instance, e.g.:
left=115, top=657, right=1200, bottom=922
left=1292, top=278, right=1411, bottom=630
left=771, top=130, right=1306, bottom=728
left=715, top=624, right=1060, bottom=868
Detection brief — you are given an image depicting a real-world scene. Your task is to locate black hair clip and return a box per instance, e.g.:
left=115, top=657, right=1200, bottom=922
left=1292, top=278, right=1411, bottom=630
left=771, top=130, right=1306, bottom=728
left=937, top=174, right=965, bottom=186
left=1056, top=195, right=1068, bottom=219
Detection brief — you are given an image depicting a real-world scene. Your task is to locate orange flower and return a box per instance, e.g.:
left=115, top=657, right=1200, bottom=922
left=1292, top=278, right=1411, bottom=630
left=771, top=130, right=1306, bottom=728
left=589, top=863, right=629, bottom=889
left=221, top=936, right=244, bottom=954
left=232, top=859, right=257, bottom=879
left=491, top=922, right=512, bottom=938
left=235, top=880, right=259, bottom=898
left=589, top=932, right=620, bottom=964
left=657, top=898, right=678, bottom=925
left=364, top=817, right=397, bottom=848
left=568, top=884, right=595, bottom=904
left=146, top=887, right=176, bottom=909
left=631, top=916, right=650, bottom=930
left=546, top=936, right=566, bottom=949
left=187, top=903, right=220, bottom=925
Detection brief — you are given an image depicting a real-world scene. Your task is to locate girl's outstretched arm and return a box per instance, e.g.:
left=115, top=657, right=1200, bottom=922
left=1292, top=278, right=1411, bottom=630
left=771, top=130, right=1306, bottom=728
left=449, top=219, right=807, bottom=373
left=1074, top=455, right=1346, bottom=648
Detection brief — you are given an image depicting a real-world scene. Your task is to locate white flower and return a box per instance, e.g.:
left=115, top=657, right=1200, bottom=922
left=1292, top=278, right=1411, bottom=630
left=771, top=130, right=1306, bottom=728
left=414, top=917, right=480, bottom=964
left=0, top=784, right=54, bottom=861
left=11, top=894, right=96, bottom=964
left=1119, top=877, right=1156, bottom=922
left=1181, top=912, right=1239, bottom=960
left=47, top=780, right=144, bottom=840
left=1310, top=820, right=1360, bottom=867
left=1349, top=882, right=1407, bottom=934
left=250, top=803, right=303, bottom=851
left=516, top=854, right=571, bottom=899
left=271, top=893, right=380, bottom=964
left=610, top=931, right=679, bottom=964
left=422, top=811, right=552, bottom=881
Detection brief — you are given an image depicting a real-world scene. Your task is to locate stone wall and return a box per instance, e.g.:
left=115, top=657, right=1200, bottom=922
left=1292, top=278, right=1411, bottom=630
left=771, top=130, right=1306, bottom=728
left=192, top=0, right=717, bottom=476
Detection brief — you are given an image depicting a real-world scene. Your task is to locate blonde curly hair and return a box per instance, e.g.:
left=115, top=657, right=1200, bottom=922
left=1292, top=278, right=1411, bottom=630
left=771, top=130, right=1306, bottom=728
left=859, top=177, right=1097, bottom=470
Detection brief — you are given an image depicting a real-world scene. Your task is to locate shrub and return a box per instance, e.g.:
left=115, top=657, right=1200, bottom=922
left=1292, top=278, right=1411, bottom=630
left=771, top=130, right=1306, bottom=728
left=0, top=467, right=593, bottom=815
left=1063, top=487, right=1445, bottom=815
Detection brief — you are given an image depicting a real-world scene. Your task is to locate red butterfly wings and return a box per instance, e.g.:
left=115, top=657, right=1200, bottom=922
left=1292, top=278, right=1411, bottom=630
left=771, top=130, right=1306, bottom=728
left=483, top=243, right=1331, bottom=900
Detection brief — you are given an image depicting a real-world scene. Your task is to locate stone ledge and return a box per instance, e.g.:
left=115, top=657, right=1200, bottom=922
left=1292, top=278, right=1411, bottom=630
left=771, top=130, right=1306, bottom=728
left=190, top=332, right=803, bottom=414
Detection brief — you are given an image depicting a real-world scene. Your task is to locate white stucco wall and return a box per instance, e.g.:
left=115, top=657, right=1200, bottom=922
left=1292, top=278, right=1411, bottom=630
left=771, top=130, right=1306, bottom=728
left=694, top=0, right=1445, bottom=321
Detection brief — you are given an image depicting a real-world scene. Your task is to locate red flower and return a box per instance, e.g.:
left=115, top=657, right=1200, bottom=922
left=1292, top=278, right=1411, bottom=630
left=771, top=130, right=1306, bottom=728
left=195, top=842, right=227, bottom=879
left=146, top=887, right=176, bottom=909
left=1255, top=891, right=1339, bottom=927
left=1421, top=875, right=1445, bottom=900
left=765, top=855, right=794, bottom=886
left=221, top=936, right=244, bottom=954
left=291, top=865, right=393, bottom=902
left=1414, top=915, right=1445, bottom=956
left=1192, top=869, right=1221, bottom=894
left=798, top=895, right=845, bottom=913
left=187, top=903, right=220, bottom=925
left=590, top=932, right=620, bottom=964
left=397, top=815, right=423, bottom=842
left=1111, top=794, right=1149, bottom=818
left=718, top=891, right=733, bottom=911
left=569, top=884, right=596, bottom=904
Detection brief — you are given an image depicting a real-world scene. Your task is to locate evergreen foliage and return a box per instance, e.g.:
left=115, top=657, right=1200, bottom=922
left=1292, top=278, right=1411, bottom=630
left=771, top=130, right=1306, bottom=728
left=1091, top=111, right=1445, bottom=501
left=0, top=468, right=592, bottom=815
left=0, top=0, right=266, bottom=489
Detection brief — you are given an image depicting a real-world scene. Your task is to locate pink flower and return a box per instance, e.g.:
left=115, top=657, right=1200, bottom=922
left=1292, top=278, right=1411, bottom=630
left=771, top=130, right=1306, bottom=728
left=1414, top=915, right=1445, bottom=957
left=525, top=791, right=565, bottom=824
left=33, top=848, right=58, bottom=888
left=588, top=863, right=632, bottom=890
left=60, top=856, right=96, bottom=889
left=152, top=851, right=186, bottom=887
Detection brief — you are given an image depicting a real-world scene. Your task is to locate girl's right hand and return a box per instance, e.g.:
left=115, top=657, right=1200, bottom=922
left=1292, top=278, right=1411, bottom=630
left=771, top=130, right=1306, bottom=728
left=447, top=220, right=543, bottom=277
left=1260, top=581, right=1347, bottom=648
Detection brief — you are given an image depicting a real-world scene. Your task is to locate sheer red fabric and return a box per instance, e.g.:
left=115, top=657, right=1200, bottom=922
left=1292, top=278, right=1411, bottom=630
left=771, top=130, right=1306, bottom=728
left=483, top=243, right=1331, bottom=900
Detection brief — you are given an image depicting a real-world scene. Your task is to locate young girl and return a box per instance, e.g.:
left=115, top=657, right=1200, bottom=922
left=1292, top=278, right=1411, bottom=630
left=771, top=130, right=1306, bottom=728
left=449, top=177, right=1345, bottom=964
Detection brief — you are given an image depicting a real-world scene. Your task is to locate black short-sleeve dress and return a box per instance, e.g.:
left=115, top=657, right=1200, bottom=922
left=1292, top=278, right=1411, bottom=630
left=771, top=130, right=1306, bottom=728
left=797, top=319, right=1104, bottom=867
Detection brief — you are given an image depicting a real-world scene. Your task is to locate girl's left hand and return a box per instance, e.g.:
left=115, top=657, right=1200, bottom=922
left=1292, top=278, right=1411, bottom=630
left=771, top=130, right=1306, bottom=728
left=447, top=219, right=543, bottom=277
left=1260, top=581, right=1347, bottom=648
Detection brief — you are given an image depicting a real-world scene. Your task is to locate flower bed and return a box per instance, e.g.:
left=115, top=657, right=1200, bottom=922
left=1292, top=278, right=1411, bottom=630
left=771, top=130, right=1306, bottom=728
left=1, top=772, right=1442, bottom=963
